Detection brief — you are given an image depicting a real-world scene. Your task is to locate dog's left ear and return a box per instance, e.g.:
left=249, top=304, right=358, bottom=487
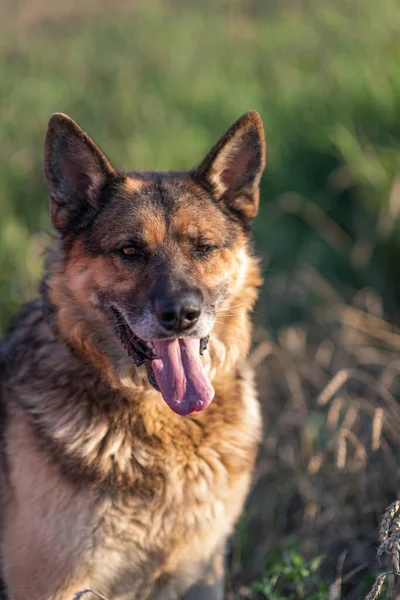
left=44, top=113, right=116, bottom=231
left=193, top=111, right=266, bottom=221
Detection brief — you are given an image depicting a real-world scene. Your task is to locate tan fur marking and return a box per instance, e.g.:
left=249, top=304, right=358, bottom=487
left=123, top=176, right=146, bottom=195
left=173, top=207, right=227, bottom=246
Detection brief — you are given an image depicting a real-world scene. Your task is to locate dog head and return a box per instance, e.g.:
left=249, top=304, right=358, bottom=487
left=44, top=112, right=266, bottom=415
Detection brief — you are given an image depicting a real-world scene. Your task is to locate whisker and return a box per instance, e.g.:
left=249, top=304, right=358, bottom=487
left=218, top=302, right=248, bottom=311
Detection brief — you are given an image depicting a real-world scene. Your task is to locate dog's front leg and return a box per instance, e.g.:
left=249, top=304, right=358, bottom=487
left=181, top=580, right=224, bottom=600
left=180, top=547, right=225, bottom=600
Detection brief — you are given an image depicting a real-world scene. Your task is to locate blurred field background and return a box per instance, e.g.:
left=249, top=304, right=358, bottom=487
left=1, top=0, right=400, bottom=597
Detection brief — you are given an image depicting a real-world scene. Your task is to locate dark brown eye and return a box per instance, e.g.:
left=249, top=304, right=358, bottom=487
left=195, top=244, right=217, bottom=257
left=121, top=246, right=138, bottom=256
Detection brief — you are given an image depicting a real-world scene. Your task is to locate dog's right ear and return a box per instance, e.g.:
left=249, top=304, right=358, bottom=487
left=44, top=113, right=115, bottom=231
left=193, top=111, right=266, bottom=222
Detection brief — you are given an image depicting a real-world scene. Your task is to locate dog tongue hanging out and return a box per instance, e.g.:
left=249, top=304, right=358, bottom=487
left=152, top=338, right=215, bottom=415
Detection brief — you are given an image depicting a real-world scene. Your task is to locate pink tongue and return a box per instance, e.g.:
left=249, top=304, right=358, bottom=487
left=152, top=338, right=215, bottom=415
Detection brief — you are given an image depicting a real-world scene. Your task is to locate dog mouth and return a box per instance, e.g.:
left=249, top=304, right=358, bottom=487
left=111, top=307, right=215, bottom=416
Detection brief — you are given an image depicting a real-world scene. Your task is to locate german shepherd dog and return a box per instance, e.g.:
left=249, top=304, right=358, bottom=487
left=0, top=111, right=266, bottom=599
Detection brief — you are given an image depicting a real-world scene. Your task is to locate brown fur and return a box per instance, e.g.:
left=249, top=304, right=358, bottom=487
left=0, top=111, right=266, bottom=599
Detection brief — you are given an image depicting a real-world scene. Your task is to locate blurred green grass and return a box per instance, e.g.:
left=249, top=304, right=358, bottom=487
left=2, top=0, right=400, bottom=330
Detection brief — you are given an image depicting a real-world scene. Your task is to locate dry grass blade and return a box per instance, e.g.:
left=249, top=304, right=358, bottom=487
left=365, top=503, right=400, bottom=599
left=364, top=573, right=388, bottom=600
left=319, top=367, right=400, bottom=427
left=299, top=263, right=346, bottom=304
left=377, top=536, right=397, bottom=557
left=327, top=396, right=344, bottom=430
left=340, top=404, right=359, bottom=432
left=314, top=338, right=335, bottom=368
left=345, top=430, right=367, bottom=467
left=328, top=581, right=340, bottom=600
left=379, top=501, right=400, bottom=543
left=308, top=452, right=324, bottom=474
left=328, top=550, right=348, bottom=600
left=255, top=337, right=307, bottom=410
left=248, top=340, right=273, bottom=367
left=380, top=357, right=400, bottom=389
left=336, top=435, right=347, bottom=469
left=352, top=288, right=384, bottom=318
left=372, top=408, right=384, bottom=451
left=394, top=545, right=400, bottom=574
left=279, top=193, right=352, bottom=252
left=317, top=369, right=351, bottom=406
left=72, top=590, right=110, bottom=600
left=336, top=304, right=400, bottom=351
left=390, top=518, right=400, bottom=535
left=376, top=503, right=400, bottom=578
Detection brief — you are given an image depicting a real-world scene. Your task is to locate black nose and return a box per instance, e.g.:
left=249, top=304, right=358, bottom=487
left=153, top=291, right=202, bottom=332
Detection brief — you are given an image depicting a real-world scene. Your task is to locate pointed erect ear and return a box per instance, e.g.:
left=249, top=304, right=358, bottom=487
left=193, top=111, right=266, bottom=221
left=44, top=113, right=115, bottom=231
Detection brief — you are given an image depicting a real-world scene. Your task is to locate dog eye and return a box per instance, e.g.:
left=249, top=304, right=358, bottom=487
left=121, top=246, right=138, bottom=257
left=195, top=244, right=217, bottom=257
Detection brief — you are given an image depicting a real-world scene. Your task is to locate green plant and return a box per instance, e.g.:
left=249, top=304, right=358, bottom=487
left=245, top=546, right=328, bottom=600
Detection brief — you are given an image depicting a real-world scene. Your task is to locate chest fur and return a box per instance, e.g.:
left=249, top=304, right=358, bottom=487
left=4, top=369, right=261, bottom=598
left=83, top=448, right=253, bottom=598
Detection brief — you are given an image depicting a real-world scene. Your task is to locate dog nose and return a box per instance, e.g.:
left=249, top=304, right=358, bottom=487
left=153, top=291, right=202, bottom=332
